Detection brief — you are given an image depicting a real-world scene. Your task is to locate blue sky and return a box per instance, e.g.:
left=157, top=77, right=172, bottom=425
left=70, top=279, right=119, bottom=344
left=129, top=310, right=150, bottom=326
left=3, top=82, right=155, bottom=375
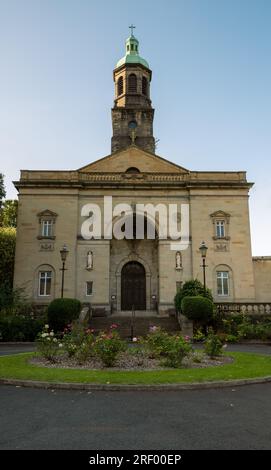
left=0, top=0, right=270, bottom=255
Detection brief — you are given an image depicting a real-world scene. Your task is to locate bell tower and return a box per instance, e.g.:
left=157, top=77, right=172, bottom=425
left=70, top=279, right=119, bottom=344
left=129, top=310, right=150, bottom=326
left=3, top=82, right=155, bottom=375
left=111, top=27, right=155, bottom=154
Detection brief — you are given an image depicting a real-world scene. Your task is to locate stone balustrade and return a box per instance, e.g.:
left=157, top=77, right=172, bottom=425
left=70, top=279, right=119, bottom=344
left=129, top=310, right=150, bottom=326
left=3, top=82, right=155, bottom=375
left=215, top=303, right=271, bottom=315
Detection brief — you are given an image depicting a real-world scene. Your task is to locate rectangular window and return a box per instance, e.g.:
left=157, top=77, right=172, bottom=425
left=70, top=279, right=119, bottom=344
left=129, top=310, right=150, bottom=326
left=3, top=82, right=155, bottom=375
left=217, top=271, right=229, bottom=296
left=86, top=281, right=93, bottom=296
left=39, top=271, right=52, bottom=296
left=216, top=220, right=225, bottom=238
left=41, top=220, right=53, bottom=237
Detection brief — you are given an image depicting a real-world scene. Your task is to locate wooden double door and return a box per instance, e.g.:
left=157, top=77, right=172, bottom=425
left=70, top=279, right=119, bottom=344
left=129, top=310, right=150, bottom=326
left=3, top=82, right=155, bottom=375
left=121, top=261, right=146, bottom=310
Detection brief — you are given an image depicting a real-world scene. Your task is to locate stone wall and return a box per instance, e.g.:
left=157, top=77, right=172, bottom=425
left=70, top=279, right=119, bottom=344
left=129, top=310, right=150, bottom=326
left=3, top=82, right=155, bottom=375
left=253, top=257, right=271, bottom=302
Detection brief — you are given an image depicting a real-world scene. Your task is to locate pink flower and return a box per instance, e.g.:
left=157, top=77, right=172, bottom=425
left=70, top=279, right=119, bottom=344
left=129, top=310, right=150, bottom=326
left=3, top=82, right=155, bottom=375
left=184, top=335, right=190, bottom=342
left=132, top=337, right=138, bottom=342
left=110, top=324, right=118, bottom=329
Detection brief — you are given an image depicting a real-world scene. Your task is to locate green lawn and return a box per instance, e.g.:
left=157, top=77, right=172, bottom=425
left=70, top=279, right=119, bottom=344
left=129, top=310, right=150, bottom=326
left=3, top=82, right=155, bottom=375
left=1, top=352, right=271, bottom=384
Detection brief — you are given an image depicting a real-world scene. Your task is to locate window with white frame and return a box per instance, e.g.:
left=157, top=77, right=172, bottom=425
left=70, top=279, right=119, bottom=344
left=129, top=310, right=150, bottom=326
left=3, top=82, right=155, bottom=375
left=37, top=210, right=57, bottom=239
left=210, top=211, right=230, bottom=240
left=86, top=281, right=93, bottom=296
left=39, top=271, right=52, bottom=296
left=41, top=219, right=53, bottom=237
left=215, top=220, right=225, bottom=238
left=217, top=271, right=229, bottom=296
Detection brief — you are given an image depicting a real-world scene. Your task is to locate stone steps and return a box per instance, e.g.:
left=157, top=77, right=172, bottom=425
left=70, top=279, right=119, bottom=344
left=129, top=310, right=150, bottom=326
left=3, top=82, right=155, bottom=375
left=89, top=315, right=180, bottom=339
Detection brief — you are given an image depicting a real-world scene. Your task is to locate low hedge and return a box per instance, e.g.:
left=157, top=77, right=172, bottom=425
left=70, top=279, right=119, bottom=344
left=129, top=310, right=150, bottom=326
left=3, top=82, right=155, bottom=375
left=181, top=295, right=214, bottom=323
left=47, top=298, right=81, bottom=332
left=0, top=316, right=45, bottom=342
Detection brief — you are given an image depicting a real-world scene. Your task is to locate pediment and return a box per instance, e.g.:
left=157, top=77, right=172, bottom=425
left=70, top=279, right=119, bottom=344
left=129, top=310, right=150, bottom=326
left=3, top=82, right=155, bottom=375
left=78, top=146, right=189, bottom=174
left=37, top=209, right=58, bottom=218
left=210, top=210, right=231, bottom=219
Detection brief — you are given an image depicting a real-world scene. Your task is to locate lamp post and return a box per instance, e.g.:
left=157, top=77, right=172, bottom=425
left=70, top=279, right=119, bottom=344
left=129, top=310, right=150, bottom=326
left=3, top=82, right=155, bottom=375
left=199, top=241, right=208, bottom=294
left=60, top=244, right=69, bottom=298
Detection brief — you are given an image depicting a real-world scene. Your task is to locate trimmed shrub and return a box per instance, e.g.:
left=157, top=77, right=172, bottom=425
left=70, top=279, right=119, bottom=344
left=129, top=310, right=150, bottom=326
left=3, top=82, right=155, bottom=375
left=0, top=316, right=45, bottom=341
left=47, top=298, right=81, bottom=332
left=181, top=295, right=214, bottom=323
left=175, top=279, right=213, bottom=312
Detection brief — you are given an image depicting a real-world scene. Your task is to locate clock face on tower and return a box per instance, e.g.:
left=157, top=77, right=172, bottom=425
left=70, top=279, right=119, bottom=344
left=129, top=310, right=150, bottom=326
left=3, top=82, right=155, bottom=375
left=128, top=120, right=137, bottom=129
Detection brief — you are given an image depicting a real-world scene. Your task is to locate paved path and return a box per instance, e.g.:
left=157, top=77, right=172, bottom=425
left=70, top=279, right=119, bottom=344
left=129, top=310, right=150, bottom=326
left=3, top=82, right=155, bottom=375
left=0, top=344, right=35, bottom=356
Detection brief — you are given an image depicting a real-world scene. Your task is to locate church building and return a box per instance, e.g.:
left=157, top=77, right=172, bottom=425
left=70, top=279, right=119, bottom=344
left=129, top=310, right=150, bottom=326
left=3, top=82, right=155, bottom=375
left=13, top=31, right=271, bottom=315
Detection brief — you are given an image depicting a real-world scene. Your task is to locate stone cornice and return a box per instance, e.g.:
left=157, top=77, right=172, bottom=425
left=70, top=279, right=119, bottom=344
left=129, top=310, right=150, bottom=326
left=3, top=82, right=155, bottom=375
left=13, top=170, right=253, bottom=191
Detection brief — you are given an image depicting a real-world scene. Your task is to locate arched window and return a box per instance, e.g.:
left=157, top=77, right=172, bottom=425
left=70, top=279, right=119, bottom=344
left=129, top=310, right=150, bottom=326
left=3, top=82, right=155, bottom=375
left=35, top=264, right=55, bottom=299
left=117, top=76, right=123, bottom=96
left=128, top=74, right=137, bottom=93
left=142, top=76, right=148, bottom=96
left=214, top=264, right=233, bottom=299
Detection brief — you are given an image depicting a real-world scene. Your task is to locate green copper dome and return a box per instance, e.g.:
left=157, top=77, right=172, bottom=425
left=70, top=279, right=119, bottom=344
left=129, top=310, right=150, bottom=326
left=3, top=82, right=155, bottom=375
left=116, top=34, right=149, bottom=69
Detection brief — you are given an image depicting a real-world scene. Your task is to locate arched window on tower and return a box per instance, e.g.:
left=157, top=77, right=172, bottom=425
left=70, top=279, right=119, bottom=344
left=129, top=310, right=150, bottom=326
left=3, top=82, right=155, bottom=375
left=117, top=76, right=124, bottom=96
left=128, top=74, right=137, bottom=93
left=142, top=76, right=148, bottom=96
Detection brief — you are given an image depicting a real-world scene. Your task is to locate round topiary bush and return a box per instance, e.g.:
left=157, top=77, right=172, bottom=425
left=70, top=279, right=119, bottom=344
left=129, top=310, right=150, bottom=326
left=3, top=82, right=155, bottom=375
left=181, top=295, right=214, bottom=323
left=47, top=298, right=81, bottom=332
left=174, top=279, right=213, bottom=312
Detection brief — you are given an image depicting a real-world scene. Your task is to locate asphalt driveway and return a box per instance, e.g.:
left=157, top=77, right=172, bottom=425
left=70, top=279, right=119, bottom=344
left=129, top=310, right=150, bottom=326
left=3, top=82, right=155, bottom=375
left=0, top=383, right=271, bottom=450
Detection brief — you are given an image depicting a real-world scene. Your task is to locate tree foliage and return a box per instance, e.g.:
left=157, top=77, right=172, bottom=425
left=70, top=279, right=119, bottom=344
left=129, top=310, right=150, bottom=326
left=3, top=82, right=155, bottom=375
left=1, top=200, right=18, bottom=227
left=0, top=174, right=6, bottom=214
left=0, top=227, right=16, bottom=288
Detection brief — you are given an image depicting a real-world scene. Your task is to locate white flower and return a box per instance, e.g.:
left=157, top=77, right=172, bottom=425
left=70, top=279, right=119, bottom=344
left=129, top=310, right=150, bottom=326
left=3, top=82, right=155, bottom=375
left=50, top=331, right=54, bottom=337
left=53, top=338, right=57, bottom=343
left=132, top=337, right=138, bottom=342
left=41, top=333, right=47, bottom=338
left=46, top=337, right=51, bottom=341
left=59, top=343, right=63, bottom=348
left=45, top=324, right=49, bottom=329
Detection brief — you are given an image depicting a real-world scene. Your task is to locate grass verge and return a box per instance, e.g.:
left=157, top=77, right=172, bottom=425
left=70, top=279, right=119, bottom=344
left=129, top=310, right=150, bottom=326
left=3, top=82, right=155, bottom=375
left=0, top=352, right=271, bottom=385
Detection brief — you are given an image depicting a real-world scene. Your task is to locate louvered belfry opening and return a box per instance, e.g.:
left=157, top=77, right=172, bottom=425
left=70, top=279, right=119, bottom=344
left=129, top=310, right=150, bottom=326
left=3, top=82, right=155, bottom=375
left=128, top=73, right=137, bottom=93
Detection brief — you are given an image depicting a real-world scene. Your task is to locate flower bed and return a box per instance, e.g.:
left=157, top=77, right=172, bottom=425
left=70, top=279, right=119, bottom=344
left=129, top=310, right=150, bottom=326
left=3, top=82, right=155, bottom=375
left=33, top=323, right=231, bottom=371
left=30, top=350, right=233, bottom=371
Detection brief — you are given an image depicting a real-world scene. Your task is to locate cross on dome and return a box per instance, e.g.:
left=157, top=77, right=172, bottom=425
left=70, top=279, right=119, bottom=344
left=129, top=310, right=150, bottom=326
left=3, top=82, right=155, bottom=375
left=129, top=24, right=136, bottom=36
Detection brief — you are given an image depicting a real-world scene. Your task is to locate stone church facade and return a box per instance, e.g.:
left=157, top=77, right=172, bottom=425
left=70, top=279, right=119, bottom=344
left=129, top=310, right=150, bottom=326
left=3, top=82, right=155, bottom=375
left=13, top=32, right=271, bottom=315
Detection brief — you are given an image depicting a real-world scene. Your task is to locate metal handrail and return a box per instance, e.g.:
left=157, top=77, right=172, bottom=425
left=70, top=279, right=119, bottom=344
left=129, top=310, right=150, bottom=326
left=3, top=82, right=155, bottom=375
left=130, top=304, right=135, bottom=341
